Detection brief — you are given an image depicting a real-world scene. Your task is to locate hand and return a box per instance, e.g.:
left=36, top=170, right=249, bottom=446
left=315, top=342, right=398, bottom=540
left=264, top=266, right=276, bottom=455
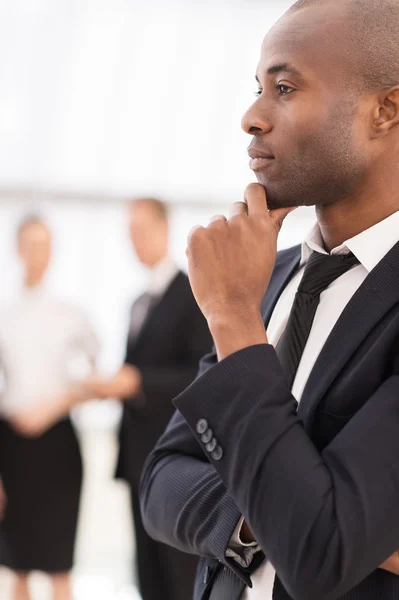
left=81, top=374, right=114, bottom=399
left=10, top=386, right=88, bottom=438
left=116, top=365, right=142, bottom=399
left=83, top=365, right=142, bottom=400
left=0, top=478, right=7, bottom=521
left=186, top=183, right=294, bottom=358
left=11, top=407, right=50, bottom=437
left=380, top=551, right=399, bottom=576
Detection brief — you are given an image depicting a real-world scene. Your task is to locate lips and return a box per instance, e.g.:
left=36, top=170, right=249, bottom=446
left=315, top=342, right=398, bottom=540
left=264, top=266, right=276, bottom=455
left=247, top=146, right=275, bottom=171
left=249, top=156, right=275, bottom=170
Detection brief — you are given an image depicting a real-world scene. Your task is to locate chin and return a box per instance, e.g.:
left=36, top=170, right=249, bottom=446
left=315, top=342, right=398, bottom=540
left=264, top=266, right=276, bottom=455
left=259, top=181, right=315, bottom=210
left=262, top=189, right=300, bottom=211
left=252, top=175, right=288, bottom=209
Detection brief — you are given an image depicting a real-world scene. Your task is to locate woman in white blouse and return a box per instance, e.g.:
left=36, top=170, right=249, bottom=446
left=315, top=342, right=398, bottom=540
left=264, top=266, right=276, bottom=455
left=0, top=215, right=99, bottom=600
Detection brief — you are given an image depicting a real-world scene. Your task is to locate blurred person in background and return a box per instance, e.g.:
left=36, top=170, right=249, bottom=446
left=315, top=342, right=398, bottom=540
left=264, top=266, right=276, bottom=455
left=0, top=215, right=99, bottom=600
left=83, top=198, right=213, bottom=600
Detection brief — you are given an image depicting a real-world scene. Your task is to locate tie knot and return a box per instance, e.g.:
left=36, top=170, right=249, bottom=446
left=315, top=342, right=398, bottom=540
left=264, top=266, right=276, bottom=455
left=298, top=251, right=359, bottom=297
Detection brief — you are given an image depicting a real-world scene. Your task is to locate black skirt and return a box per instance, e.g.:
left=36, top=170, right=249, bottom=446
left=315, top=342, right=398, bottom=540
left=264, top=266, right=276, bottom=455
left=0, top=418, right=83, bottom=573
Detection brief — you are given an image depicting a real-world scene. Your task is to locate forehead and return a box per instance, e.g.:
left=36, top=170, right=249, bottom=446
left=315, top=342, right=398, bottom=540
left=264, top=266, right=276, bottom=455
left=259, top=4, right=351, bottom=85
left=20, top=223, right=51, bottom=242
left=130, top=203, right=158, bottom=224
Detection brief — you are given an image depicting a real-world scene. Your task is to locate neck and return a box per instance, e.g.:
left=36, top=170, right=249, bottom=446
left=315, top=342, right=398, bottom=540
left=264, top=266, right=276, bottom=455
left=25, top=274, right=44, bottom=288
left=316, top=167, right=399, bottom=251
left=149, top=253, right=169, bottom=269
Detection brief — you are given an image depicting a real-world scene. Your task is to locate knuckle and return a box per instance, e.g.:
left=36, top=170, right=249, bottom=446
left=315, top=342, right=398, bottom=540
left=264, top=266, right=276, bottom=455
left=188, top=225, right=203, bottom=242
left=230, top=213, right=244, bottom=224
left=209, top=215, right=227, bottom=227
left=256, top=214, right=270, bottom=228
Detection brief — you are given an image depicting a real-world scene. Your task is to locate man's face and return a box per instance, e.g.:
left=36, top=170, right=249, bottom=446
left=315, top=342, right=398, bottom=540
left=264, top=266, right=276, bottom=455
left=18, top=223, right=52, bottom=280
left=242, top=4, right=371, bottom=210
left=129, top=203, right=168, bottom=267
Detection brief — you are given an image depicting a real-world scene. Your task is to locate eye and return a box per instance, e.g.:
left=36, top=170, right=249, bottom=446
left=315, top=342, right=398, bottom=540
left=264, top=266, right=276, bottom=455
left=254, top=89, right=263, bottom=98
left=277, top=84, right=294, bottom=96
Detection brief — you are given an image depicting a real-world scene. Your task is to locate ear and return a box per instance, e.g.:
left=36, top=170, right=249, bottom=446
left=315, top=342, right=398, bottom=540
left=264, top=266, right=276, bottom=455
left=372, top=87, right=399, bottom=137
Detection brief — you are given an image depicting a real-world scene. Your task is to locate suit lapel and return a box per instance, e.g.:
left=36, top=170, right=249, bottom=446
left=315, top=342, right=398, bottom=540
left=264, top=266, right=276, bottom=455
left=298, top=241, right=399, bottom=426
left=262, top=246, right=301, bottom=328
left=130, top=272, right=182, bottom=349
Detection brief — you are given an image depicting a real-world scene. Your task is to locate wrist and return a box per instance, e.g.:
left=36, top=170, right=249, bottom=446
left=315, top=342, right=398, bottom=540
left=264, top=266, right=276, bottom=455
left=119, top=365, right=142, bottom=399
left=240, top=520, right=256, bottom=544
left=208, top=309, right=268, bottom=361
left=68, top=385, right=87, bottom=406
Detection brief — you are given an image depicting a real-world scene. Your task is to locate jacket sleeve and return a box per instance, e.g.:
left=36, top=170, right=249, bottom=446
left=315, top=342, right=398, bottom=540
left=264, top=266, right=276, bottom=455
left=139, top=348, right=246, bottom=577
left=170, top=343, right=399, bottom=600
left=125, top=293, right=213, bottom=415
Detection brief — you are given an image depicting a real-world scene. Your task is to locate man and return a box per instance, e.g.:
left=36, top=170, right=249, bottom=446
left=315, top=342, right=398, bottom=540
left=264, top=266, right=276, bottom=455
left=84, top=198, right=213, bottom=600
left=140, top=1, right=399, bottom=599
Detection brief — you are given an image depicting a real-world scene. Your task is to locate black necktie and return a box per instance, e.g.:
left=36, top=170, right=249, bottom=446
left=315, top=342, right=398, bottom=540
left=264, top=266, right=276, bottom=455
left=209, top=566, right=246, bottom=600
left=275, top=251, right=359, bottom=389
left=129, top=292, right=157, bottom=341
left=209, top=552, right=266, bottom=600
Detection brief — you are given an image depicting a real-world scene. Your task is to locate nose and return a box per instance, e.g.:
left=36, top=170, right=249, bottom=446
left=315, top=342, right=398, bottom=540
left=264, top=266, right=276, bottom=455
left=241, top=99, right=273, bottom=136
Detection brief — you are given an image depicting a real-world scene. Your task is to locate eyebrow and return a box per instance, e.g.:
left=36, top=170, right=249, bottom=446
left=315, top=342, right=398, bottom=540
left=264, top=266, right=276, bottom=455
left=255, top=63, right=304, bottom=82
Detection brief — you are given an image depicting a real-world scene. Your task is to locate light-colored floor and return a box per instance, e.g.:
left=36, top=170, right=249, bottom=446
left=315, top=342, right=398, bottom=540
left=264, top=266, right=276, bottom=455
left=0, top=406, right=143, bottom=600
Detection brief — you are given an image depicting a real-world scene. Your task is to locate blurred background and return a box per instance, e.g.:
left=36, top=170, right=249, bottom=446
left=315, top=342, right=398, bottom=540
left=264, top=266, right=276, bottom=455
left=0, top=1, right=316, bottom=599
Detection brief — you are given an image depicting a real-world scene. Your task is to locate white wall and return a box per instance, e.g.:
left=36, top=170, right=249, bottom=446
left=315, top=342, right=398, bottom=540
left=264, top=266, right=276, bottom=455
left=0, top=0, right=295, bottom=201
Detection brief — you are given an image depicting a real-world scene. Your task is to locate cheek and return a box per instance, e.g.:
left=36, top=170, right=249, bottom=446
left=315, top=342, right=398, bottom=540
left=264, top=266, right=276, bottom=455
left=293, top=114, right=346, bottom=163
left=274, top=108, right=321, bottom=158
left=288, top=97, right=332, bottom=147
left=276, top=128, right=322, bottom=167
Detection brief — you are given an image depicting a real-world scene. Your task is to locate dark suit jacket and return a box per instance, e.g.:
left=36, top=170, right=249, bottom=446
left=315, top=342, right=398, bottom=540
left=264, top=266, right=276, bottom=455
left=140, top=243, right=399, bottom=600
left=116, top=271, right=213, bottom=488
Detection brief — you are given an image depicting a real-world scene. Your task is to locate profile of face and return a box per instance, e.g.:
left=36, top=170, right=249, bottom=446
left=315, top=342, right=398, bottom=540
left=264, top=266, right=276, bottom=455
left=129, top=202, right=169, bottom=268
left=241, top=3, right=373, bottom=210
left=18, top=222, right=52, bottom=283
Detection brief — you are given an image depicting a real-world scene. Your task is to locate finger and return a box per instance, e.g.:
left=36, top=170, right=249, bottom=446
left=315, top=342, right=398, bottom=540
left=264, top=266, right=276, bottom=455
left=269, top=206, right=297, bottom=232
left=229, top=202, right=248, bottom=219
left=208, top=214, right=227, bottom=226
left=380, top=553, right=399, bottom=575
left=187, top=224, right=205, bottom=249
left=244, top=183, right=268, bottom=217
left=186, top=224, right=205, bottom=258
left=188, top=224, right=204, bottom=239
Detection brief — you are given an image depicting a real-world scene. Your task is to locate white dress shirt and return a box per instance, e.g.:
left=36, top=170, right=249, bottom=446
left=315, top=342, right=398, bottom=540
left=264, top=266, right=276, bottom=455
left=146, top=255, right=180, bottom=298
left=239, top=210, right=399, bottom=600
left=0, top=285, right=99, bottom=418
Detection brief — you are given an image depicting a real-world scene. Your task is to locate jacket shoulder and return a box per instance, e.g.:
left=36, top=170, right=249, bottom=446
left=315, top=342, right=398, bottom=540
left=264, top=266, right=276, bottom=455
left=275, top=244, right=302, bottom=267
left=170, top=271, right=192, bottom=296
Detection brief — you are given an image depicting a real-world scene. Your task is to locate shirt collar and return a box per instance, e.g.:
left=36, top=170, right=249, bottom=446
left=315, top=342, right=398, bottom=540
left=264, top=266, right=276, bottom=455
left=21, top=282, right=48, bottom=302
left=147, top=256, right=179, bottom=297
left=301, top=210, right=399, bottom=273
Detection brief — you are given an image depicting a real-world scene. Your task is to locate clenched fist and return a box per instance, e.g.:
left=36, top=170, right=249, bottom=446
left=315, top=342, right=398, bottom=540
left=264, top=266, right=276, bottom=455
left=186, top=183, right=294, bottom=360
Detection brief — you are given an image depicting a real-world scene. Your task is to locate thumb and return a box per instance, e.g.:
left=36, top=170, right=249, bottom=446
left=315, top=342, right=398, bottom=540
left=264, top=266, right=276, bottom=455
left=269, top=206, right=297, bottom=232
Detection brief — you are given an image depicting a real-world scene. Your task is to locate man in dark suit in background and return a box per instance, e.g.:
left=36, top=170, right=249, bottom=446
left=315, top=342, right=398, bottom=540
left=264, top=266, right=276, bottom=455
left=84, top=198, right=213, bottom=600
left=140, top=1, right=399, bottom=599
